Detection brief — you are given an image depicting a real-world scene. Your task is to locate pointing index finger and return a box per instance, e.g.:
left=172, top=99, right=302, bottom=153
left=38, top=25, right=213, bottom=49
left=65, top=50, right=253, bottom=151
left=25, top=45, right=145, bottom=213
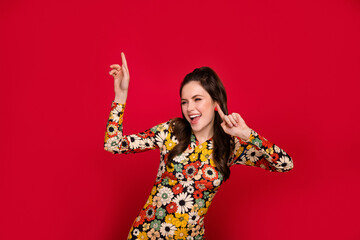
left=121, top=52, right=128, bottom=68
left=216, top=103, right=226, bottom=119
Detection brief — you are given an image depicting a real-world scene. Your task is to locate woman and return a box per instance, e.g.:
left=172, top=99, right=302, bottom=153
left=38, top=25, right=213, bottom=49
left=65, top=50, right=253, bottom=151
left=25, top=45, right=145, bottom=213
left=104, top=52, right=294, bottom=239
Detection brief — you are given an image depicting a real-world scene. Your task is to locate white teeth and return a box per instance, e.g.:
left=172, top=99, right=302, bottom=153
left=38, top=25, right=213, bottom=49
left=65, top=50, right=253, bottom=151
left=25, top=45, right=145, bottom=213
left=190, top=114, right=201, bottom=119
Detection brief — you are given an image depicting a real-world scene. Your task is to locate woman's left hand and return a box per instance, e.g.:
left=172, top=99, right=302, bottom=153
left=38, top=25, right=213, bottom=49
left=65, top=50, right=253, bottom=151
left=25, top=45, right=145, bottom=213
left=215, top=103, right=252, bottom=141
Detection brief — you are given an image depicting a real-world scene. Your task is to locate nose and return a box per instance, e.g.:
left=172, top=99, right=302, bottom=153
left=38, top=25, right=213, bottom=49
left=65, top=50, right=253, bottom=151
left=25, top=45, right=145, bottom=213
left=187, top=101, right=195, bottom=111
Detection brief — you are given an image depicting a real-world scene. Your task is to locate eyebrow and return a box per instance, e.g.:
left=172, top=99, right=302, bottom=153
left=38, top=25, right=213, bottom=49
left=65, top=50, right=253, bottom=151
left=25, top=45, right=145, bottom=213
left=181, top=94, right=204, bottom=101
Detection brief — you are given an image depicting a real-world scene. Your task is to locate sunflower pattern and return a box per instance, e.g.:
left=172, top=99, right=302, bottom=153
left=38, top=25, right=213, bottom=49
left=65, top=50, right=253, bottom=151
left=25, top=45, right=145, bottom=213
left=104, top=101, right=293, bottom=239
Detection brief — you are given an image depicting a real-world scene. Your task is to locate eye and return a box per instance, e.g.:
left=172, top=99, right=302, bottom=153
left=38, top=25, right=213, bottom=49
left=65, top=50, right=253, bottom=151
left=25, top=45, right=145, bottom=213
left=181, top=101, right=187, bottom=105
left=195, top=98, right=201, bottom=101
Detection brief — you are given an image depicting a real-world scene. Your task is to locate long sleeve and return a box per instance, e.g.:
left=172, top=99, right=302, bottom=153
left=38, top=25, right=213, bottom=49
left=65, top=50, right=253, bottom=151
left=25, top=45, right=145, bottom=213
left=228, top=129, right=294, bottom=172
left=104, top=101, right=170, bottom=154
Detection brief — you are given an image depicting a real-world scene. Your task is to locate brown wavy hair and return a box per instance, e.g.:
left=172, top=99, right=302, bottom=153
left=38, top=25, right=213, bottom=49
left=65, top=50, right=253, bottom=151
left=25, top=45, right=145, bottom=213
left=167, top=66, right=234, bottom=181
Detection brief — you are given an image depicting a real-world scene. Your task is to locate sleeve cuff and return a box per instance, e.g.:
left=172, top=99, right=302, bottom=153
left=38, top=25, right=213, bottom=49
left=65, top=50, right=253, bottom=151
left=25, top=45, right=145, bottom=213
left=111, top=101, right=126, bottom=111
left=245, top=129, right=258, bottom=143
left=247, top=129, right=266, bottom=149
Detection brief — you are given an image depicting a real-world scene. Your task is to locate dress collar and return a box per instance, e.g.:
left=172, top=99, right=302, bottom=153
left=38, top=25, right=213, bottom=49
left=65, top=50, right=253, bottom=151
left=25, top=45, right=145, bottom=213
left=190, top=130, right=213, bottom=149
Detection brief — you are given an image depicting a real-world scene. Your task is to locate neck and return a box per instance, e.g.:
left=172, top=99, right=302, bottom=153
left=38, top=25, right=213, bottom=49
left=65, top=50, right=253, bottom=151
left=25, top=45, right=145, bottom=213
left=193, top=127, right=214, bottom=144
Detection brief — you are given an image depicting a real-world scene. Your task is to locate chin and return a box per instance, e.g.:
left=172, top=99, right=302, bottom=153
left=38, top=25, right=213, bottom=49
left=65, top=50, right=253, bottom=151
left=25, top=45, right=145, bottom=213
left=190, top=124, right=203, bottom=132
left=191, top=126, right=200, bottom=132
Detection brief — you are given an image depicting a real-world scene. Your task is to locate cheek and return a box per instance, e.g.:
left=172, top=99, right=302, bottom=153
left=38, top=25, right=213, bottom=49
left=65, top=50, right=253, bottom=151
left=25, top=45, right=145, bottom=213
left=181, top=105, right=187, bottom=116
left=202, top=101, right=214, bottom=112
left=204, top=104, right=216, bottom=119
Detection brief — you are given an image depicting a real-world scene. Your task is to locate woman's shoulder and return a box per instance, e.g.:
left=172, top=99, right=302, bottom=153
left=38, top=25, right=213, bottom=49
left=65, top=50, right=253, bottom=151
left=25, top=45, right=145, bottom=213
left=148, top=118, right=182, bottom=136
left=149, top=119, right=172, bottom=133
left=161, top=117, right=181, bottom=132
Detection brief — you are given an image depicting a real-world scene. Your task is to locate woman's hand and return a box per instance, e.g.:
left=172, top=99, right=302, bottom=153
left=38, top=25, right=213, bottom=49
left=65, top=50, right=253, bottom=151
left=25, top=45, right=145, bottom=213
left=109, top=52, right=130, bottom=103
left=215, top=103, right=252, bottom=141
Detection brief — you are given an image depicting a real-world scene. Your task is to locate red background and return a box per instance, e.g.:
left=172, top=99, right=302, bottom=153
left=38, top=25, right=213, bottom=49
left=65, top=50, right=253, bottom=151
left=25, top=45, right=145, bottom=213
left=1, top=0, right=360, bottom=239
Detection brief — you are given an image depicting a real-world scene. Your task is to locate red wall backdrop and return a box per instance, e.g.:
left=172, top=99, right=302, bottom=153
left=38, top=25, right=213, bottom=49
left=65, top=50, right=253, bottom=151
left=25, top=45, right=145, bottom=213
left=1, top=0, right=360, bottom=239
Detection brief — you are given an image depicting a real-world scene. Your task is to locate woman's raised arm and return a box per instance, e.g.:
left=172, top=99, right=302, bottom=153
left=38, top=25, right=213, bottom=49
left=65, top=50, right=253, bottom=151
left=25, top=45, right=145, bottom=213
left=215, top=103, right=293, bottom=172
left=104, top=52, right=170, bottom=154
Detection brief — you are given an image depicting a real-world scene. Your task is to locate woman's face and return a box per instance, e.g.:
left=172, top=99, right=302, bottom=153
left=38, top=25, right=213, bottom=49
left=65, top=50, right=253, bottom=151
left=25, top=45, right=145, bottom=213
left=181, top=81, right=217, bottom=137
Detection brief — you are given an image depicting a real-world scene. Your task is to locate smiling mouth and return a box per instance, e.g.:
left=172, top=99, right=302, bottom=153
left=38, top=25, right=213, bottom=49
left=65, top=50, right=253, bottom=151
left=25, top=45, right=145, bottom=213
left=189, top=114, right=201, bottom=123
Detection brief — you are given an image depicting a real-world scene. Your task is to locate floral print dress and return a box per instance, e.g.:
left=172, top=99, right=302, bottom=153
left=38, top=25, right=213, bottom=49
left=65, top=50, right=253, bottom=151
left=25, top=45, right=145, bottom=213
left=104, top=101, right=294, bottom=240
